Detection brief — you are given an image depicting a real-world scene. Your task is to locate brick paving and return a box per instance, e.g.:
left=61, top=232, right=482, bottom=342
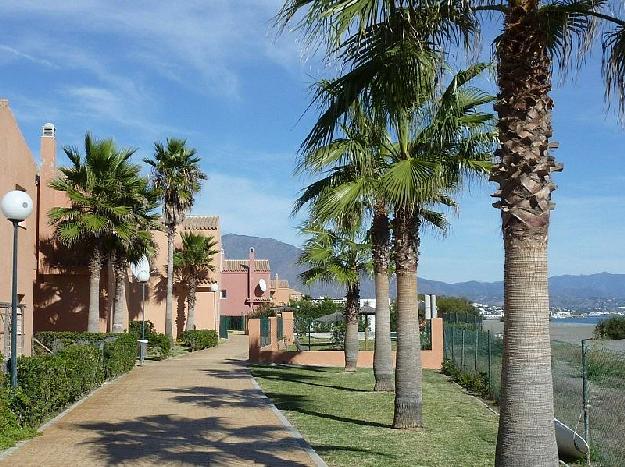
left=1, top=335, right=317, bottom=466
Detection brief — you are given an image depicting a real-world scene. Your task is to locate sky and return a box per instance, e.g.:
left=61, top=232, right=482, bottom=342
left=1, top=1, right=624, bottom=283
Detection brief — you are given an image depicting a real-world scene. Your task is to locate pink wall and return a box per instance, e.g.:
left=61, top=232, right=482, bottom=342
left=248, top=318, right=445, bottom=370
left=220, top=248, right=272, bottom=317
left=0, top=100, right=38, bottom=356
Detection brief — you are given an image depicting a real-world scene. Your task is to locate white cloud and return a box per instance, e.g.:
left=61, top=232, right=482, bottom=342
left=193, top=172, right=302, bottom=246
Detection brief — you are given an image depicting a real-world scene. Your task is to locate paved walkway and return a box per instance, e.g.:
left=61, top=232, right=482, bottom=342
left=1, top=335, right=318, bottom=466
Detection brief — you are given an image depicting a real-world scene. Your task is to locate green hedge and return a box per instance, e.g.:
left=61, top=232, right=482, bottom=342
left=10, top=345, right=105, bottom=426
left=180, top=330, right=218, bottom=351
left=129, top=321, right=171, bottom=359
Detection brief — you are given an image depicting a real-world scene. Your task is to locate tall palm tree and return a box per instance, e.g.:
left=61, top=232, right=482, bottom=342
left=174, top=232, right=218, bottom=331
left=280, top=0, right=625, bottom=460
left=49, top=133, right=138, bottom=333
left=144, top=139, right=206, bottom=339
left=110, top=176, right=160, bottom=333
left=295, top=104, right=396, bottom=391
left=299, top=222, right=372, bottom=371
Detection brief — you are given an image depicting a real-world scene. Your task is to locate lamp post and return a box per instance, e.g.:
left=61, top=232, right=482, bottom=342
left=131, top=256, right=150, bottom=366
left=1, top=190, right=34, bottom=387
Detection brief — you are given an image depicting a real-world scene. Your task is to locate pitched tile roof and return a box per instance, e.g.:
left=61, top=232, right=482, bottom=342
left=182, top=216, right=219, bottom=231
left=223, top=259, right=270, bottom=272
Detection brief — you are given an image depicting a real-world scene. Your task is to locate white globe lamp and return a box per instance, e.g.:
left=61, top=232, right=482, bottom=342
left=1, top=190, right=33, bottom=221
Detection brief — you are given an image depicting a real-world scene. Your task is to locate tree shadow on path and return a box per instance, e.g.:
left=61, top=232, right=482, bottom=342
left=77, top=414, right=312, bottom=466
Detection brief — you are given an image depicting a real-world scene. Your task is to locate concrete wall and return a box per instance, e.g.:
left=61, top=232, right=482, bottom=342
left=0, top=100, right=38, bottom=356
left=249, top=317, right=444, bottom=370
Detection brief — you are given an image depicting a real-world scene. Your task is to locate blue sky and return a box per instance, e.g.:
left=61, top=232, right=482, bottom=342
left=1, top=1, right=623, bottom=283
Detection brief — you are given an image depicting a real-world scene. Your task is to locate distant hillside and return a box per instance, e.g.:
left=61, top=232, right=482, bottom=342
left=222, top=234, right=625, bottom=307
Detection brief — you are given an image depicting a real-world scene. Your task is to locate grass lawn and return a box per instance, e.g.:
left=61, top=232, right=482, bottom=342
left=252, top=366, right=498, bottom=466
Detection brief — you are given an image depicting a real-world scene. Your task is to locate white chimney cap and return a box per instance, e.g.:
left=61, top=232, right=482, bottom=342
left=42, top=123, right=56, bottom=137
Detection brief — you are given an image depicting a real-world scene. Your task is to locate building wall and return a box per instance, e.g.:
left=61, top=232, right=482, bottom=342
left=0, top=100, right=38, bottom=356
left=32, top=120, right=222, bottom=337
left=221, top=249, right=271, bottom=317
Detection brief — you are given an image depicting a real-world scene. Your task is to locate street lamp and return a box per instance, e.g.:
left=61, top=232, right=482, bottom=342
left=130, top=256, right=150, bottom=366
left=1, top=190, right=34, bottom=387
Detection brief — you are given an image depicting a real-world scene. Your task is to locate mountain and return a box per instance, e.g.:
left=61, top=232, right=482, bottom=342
left=221, top=234, right=625, bottom=308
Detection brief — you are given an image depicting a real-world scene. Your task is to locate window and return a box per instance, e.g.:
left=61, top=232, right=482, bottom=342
left=221, top=290, right=227, bottom=299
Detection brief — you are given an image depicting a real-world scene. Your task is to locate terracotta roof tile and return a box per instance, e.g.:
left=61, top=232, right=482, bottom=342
left=223, top=259, right=270, bottom=272
left=182, top=216, right=219, bottom=231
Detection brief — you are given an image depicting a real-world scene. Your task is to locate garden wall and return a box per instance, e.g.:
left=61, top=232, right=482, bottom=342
left=249, top=315, right=444, bottom=370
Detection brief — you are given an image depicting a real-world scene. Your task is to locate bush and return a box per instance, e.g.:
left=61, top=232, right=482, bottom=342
left=129, top=321, right=171, bottom=359
left=442, top=359, right=490, bottom=399
left=103, top=333, right=137, bottom=378
left=180, top=330, right=218, bottom=351
left=10, top=344, right=105, bottom=426
left=129, top=320, right=155, bottom=337
left=594, top=316, right=625, bottom=340
left=34, top=331, right=137, bottom=378
left=147, top=332, right=172, bottom=359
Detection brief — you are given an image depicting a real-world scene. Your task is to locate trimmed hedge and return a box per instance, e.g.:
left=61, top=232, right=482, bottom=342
left=10, top=344, right=105, bottom=426
left=180, top=330, right=218, bottom=351
left=129, top=321, right=171, bottom=359
left=34, top=331, right=137, bottom=379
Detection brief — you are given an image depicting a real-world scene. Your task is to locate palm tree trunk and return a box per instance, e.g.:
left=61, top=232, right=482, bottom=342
left=186, top=276, right=197, bottom=331
left=491, top=5, right=560, bottom=465
left=87, top=245, right=102, bottom=333
left=112, top=254, right=127, bottom=333
left=165, top=224, right=175, bottom=339
left=392, top=206, right=422, bottom=429
left=344, top=282, right=360, bottom=372
left=372, top=202, right=393, bottom=391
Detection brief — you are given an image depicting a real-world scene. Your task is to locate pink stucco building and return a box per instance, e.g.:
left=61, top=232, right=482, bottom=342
left=0, top=100, right=301, bottom=354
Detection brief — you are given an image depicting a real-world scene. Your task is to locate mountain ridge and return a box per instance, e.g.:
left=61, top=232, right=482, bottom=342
left=221, top=233, right=625, bottom=307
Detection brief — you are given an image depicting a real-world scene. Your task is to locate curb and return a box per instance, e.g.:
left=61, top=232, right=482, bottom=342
left=249, top=376, right=328, bottom=467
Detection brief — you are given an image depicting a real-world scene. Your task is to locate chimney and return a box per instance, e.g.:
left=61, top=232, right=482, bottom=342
left=40, top=122, right=57, bottom=176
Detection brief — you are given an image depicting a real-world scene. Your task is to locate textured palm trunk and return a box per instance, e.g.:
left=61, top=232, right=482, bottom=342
left=87, top=245, right=102, bottom=333
left=492, top=4, right=561, bottom=465
left=344, top=282, right=360, bottom=372
left=165, top=224, right=175, bottom=339
left=392, top=206, right=422, bottom=428
left=372, top=202, right=394, bottom=391
left=112, top=254, right=127, bottom=333
left=186, top=275, right=197, bottom=331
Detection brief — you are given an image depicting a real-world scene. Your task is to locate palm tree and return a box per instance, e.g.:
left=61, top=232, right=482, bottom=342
left=280, top=0, right=625, bottom=460
left=174, top=232, right=218, bottom=331
left=110, top=176, right=160, bottom=333
left=299, top=222, right=372, bottom=371
left=295, top=104, right=396, bottom=390
left=49, top=133, right=139, bottom=333
left=144, top=139, right=206, bottom=339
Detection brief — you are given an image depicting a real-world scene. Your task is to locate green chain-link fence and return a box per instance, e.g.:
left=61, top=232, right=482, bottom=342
left=443, top=318, right=625, bottom=465
left=260, top=317, right=271, bottom=347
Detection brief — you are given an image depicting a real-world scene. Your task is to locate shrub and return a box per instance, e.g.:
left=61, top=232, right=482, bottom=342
left=129, top=321, right=171, bottom=359
left=180, top=330, right=218, bottom=351
left=34, top=331, right=137, bottom=378
left=10, top=344, right=105, bottom=426
left=129, top=320, right=155, bottom=337
left=103, top=333, right=137, bottom=378
left=593, top=316, right=625, bottom=340
left=442, top=359, right=490, bottom=399
left=147, top=332, right=172, bottom=359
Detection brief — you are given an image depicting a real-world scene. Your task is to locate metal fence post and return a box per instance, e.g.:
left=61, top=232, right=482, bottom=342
left=487, top=330, right=492, bottom=395
left=451, top=326, right=455, bottom=363
left=474, top=327, right=479, bottom=373
left=582, top=339, right=591, bottom=465
left=308, top=320, right=312, bottom=351
left=461, top=329, right=465, bottom=369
